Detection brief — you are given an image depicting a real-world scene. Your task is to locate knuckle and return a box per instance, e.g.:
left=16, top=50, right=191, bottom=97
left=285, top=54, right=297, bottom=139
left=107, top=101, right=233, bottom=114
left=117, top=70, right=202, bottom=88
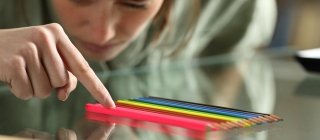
left=37, top=92, right=51, bottom=99
left=44, top=86, right=53, bottom=97
left=32, top=26, right=53, bottom=45
left=46, top=23, right=64, bottom=34
left=53, top=77, right=68, bottom=88
left=34, top=78, right=53, bottom=99
left=8, top=57, right=26, bottom=79
left=16, top=92, right=32, bottom=100
left=77, top=61, right=92, bottom=74
left=36, top=88, right=52, bottom=99
left=20, top=42, right=38, bottom=57
left=33, top=26, right=50, bottom=38
left=51, top=71, right=68, bottom=88
left=10, top=56, right=25, bottom=69
left=32, top=25, right=46, bottom=34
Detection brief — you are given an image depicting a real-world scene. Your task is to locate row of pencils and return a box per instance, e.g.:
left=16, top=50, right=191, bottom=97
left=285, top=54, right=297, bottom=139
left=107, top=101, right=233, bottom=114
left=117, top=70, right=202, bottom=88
left=86, top=97, right=282, bottom=131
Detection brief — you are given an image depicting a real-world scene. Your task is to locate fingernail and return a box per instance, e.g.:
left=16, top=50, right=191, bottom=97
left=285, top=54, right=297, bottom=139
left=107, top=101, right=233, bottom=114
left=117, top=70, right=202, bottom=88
left=63, top=90, right=70, bottom=101
left=103, top=102, right=116, bottom=108
left=104, top=104, right=116, bottom=109
left=57, top=89, right=68, bottom=101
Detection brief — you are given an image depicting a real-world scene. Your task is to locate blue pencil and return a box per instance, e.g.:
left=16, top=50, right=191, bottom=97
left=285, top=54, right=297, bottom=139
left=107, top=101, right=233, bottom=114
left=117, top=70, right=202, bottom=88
left=145, top=96, right=265, bottom=116
left=134, top=97, right=260, bottom=119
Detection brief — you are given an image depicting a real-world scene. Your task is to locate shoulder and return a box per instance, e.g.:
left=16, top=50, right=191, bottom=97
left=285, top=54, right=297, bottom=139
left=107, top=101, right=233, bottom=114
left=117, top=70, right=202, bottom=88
left=176, top=0, right=277, bottom=57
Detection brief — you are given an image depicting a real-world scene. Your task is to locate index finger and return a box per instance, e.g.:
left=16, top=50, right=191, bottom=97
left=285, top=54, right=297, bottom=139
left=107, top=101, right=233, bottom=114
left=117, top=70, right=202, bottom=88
left=53, top=26, right=115, bottom=108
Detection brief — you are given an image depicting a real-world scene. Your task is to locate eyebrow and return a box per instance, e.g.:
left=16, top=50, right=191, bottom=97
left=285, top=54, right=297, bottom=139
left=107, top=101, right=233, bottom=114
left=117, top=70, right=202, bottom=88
left=121, top=0, right=151, bottom=2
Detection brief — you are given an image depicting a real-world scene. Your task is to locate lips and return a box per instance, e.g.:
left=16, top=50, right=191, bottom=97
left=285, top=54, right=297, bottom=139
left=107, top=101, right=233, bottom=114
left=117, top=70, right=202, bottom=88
left=77, top=41, right=115, bottom=53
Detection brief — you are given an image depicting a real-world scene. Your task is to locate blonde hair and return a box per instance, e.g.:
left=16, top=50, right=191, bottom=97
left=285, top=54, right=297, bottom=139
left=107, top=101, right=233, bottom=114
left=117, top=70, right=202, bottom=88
left=146, top=0, right=201, bottom=58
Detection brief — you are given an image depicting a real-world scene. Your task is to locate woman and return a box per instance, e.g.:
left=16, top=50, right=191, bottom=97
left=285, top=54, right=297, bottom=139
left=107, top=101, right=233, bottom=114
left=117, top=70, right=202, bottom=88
left=0, top=0, right=173, bottom=107
left=0, top=0, right=275, bottom=111
left=0, top=0, right=277, bottom=137
left=0, top=0, right=276, bottom=104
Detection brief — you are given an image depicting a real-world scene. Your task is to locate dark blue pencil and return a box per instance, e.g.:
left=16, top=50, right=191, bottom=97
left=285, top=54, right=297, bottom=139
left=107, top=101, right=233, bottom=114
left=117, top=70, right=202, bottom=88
left=134, top=97, right=260, bottom=119
left=145, top=96, right=265, bottom=116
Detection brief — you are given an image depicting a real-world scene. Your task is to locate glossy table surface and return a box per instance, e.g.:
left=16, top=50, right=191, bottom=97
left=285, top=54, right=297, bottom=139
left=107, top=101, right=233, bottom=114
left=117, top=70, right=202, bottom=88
left=0, top=48, right=319, bottom=140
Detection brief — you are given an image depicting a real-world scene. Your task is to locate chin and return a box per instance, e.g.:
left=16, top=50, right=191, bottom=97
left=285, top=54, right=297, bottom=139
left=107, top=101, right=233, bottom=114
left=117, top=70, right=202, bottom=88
left=83, top=51, right=120, bottom=62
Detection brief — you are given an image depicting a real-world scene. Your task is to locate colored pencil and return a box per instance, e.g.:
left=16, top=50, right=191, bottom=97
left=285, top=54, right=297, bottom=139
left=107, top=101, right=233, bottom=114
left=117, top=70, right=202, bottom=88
left=117, top=100, right=242, bottom=122
left=142, top=97, right=282, bottom=122
left=85, top=103, right=215, bottom=131
left=85, top=97, right=282, bottom=131
left=117, top=100, right=251, bottom=128
left=141, top=97, right=261, bottom=117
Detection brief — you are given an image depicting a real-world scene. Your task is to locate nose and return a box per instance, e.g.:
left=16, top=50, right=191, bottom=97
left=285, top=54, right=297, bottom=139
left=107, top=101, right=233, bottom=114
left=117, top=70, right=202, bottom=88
left=88, top=5, right=116, bottom=45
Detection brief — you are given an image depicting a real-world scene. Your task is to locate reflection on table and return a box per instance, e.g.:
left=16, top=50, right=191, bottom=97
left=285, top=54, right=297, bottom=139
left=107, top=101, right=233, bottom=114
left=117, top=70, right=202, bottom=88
left=1, top=48, right=319, bottom=140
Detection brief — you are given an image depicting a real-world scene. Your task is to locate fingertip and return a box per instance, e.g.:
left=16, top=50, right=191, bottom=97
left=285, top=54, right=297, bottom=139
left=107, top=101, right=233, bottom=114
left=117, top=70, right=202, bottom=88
left=103, top=101, right=116, bottom=109
left=107, top=97, right=116, bottom=108
left=56, top=88, right=69, bottom=101
left=102, top=98, right=116, bottom=108
left=98, top=91, right=116, bottom=108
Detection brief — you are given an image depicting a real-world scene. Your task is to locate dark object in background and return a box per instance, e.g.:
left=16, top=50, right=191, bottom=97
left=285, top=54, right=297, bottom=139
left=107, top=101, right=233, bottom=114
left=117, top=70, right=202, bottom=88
left=295, top=48, right=320, bottom=73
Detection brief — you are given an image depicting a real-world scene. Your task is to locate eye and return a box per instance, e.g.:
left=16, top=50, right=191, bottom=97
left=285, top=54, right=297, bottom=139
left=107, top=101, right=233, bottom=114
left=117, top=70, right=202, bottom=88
left=118, top=0, right=149, bottom=9
left=69, top=0, right=97, bottom=6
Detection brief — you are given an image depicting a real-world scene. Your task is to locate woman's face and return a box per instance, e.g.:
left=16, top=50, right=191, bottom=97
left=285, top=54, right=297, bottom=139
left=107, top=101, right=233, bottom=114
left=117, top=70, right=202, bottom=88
left=52, top=0, right=164, bottom=61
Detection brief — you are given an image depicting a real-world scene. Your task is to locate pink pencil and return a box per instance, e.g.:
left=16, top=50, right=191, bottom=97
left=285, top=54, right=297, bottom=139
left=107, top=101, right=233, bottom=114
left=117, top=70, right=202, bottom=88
left=86, top=112, right=207, bottom=139
left=86, top=103, right=217, bottom=131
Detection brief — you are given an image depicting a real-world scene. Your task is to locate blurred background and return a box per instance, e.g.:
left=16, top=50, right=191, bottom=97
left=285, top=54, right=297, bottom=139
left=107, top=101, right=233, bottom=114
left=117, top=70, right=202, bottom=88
left=271, top=0, right=320, bottom=50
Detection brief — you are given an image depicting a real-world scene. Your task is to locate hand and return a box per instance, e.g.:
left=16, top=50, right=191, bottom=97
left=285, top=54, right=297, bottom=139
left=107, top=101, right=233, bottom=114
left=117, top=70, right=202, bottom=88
left=0, top=23, right=115, bottom=107
left=85, top=124, right=115, bottom=140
